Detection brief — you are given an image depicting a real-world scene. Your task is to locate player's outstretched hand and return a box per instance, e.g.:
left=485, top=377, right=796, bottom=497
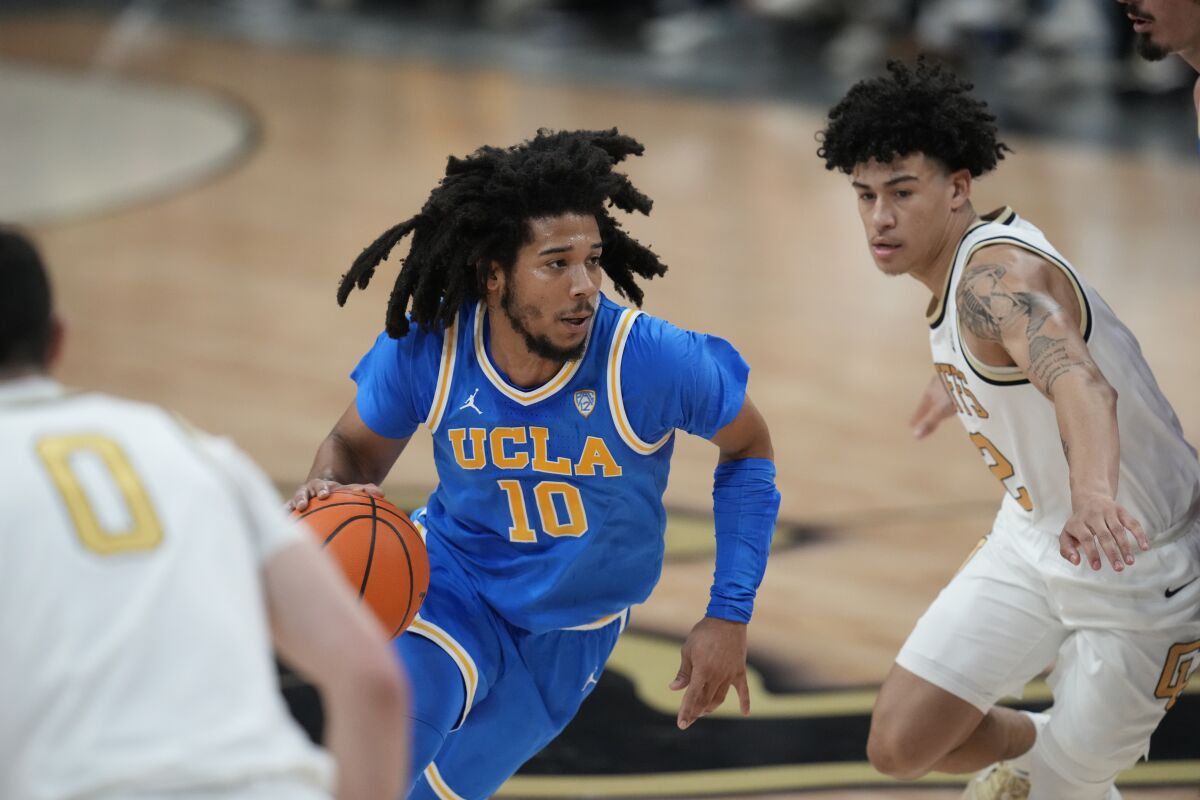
left=669, top=616, right=750, bottom=730
left=910, top=373, right=956, bottom=439
left=287, top=478, right=384, bottom=512
left=1059, top=493, right=1150, bottom=572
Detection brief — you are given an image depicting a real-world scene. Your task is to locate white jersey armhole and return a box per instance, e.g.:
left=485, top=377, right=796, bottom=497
left=956, top=235, right=1093, bottom=385
left=424, top=320, right=459, bottom=433
left=607, top=308, right=673, bottom=455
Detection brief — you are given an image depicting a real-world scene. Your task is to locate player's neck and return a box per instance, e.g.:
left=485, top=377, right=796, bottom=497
left=910, top=205, right=978, bottom=298
left=1181, top=47, right=1200, bottom=73
left=485, top=308, right=566, bottom=389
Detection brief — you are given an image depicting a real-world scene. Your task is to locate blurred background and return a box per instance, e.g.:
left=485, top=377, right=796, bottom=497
left=1, top=1, right=1197, bottom=797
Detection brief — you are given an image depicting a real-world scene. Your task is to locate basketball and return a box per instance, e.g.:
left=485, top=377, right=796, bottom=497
left=293, top=489, right=429, bottom=639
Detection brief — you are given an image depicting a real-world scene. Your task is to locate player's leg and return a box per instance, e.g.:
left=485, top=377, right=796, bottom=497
left=393, top=545, right=506, bottom=796
left=394, top=633, right=466, bottom=773
left=408, top=612, right=625, bottom=800
left=867, top=533, right=1066, bottom=780
left=869, top=665, right=1038, bottom=778
left=1027, top=625, right=1200, bottom=800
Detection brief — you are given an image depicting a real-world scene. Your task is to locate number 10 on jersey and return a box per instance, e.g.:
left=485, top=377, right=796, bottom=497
left=497, top=479, right=589, bottom=542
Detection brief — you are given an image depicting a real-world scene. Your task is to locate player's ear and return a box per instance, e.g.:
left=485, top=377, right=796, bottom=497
left=484, top=260, right=505, bottom=295
left=948, top=168, right=972, bottom=211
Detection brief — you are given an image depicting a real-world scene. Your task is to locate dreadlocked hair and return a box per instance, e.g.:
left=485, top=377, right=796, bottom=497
left=339, top=128, right=667, bottom=338
left=817, top=57, right=1011, bottom=176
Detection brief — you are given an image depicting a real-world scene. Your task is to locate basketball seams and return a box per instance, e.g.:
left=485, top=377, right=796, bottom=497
left=294, top=489, right=428, bottom=637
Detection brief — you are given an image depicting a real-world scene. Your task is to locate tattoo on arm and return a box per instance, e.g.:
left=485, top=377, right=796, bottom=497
left=956, top=263, right=1094, bottom=395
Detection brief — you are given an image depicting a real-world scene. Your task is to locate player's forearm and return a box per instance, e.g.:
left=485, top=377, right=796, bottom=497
left=707, top=458, right=780, bottom=622
left=306, top=430, right=387, bottom=486
left=1054, top=372, right=1120, bottom=503
left=325, top=667, right=409, bottom=800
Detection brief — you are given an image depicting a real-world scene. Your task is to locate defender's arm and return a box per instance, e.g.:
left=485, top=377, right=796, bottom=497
left=955, top=248, right=1149, bottom=571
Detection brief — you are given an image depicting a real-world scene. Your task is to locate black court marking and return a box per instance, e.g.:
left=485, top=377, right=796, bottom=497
left=275, top=485, right=1198, bottom=791
left=279, top=628, right=1200, bottom=795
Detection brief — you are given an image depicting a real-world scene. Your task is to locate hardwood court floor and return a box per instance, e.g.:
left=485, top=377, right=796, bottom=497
left=3, top=12, right=1199, bottom=798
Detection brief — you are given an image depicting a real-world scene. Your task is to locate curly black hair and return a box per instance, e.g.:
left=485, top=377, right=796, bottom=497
left=817, top=58, right=1011, bottom=176
left=339, top=128, right=667, bottom=338
left=0, top=228, right=54, bottom=370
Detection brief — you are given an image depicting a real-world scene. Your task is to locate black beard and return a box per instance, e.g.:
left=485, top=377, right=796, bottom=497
left=1134, top=32, right=1171, bottom=61
left=500, top=283, right=587, bottom=363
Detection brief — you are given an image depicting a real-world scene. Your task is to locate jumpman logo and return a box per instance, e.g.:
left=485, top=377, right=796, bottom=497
left=581, top=671, right=599, bottom=692
left=459, top=388, right=483, bottom=415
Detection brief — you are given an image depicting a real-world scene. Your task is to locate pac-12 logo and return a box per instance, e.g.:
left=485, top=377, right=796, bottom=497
left=573, top=390, right=596, bottom=418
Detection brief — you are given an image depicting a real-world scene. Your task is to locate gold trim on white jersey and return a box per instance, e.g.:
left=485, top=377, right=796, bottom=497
left=407, top=615, right=478, bottom=730
left=424, top=319, right=459, bottom=432
left=926, top=207, right=1016, bottom=328
left=472, top=301, right=590, bottom=406
left=607, top=309, right=673, bottom=455
left=423, top=762, right=467, bottom=800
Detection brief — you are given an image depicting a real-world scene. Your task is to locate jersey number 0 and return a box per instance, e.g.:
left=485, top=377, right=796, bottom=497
left=37, top=434, right=164, bottom=555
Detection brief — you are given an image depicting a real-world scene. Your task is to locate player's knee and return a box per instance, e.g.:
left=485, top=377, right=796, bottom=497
left=866, top=720, right=933, bottom=780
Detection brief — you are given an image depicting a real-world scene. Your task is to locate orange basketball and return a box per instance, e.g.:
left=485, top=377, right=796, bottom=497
left=294, top=489, right=428, bottom=639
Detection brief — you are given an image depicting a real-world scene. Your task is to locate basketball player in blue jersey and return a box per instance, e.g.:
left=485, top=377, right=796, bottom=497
left=818, top=61, right=1200, bottom=799
left=1118, top=0, right=1200, bottom=148
left=288, top=129, right=781, bottom=800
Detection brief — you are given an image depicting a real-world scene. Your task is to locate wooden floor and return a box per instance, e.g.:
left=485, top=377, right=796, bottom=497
left=3, top=12, right=1199, bottom=799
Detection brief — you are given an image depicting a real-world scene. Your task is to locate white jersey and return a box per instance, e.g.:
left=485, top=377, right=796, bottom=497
left=928, top=207, right=1200, bottom=547
left=0, top=377, right=333, bottom=800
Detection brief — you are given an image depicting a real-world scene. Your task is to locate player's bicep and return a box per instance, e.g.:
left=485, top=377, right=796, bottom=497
left=710, top=394, right=773, bottom=463
left=328, top=402, right=410, bottom=483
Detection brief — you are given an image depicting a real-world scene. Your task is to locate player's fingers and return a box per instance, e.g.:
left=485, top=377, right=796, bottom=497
left=1087, top=520, right=1124, bottom=572
left=1118, top=507, right=1151, bottom=552
left=703, top=682, right=731, bottom=714
left=1072, top=527, right=1103, bottom=571
left=908, top=393, right=934, bottom=429
left=735, top=673, right=751, bottom=716
left=362, top=482, right=384, bottom=498
left=1058, top=530, right=1081, bottom=566
left=676, top=681, right=706, bottom=730
left=1103, top=511, right=1137, bottom=566
left=669, top=653, right=692, bottom=692
left=289, top=485, right=313, bottom=512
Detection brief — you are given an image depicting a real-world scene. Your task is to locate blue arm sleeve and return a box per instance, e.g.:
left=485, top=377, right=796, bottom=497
left=350, top=327, right=442, bottom=440
left=707, top=458, right=780, bottom=623
left=620, top=314, right=750, bottom=442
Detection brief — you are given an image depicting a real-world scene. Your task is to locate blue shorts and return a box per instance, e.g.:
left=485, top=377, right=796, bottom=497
left=399, top=517, right=627, bottom=800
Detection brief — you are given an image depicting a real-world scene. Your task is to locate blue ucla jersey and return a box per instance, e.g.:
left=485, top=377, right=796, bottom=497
left=352, top=294, right=748, bottom=633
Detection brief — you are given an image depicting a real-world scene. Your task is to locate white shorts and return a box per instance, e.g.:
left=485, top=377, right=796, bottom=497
left=896, top=517, right=1200, bottom=776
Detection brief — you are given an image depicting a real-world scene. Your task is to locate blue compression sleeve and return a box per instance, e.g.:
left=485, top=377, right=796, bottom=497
left=706, top=458, right=780, bottom=623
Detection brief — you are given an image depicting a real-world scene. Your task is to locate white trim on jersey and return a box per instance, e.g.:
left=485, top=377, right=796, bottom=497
left=607, top=309, right=673, bottom=455
left=406, top=615, right=479, bottom=730
left=472, top=301, right=592, bottom=406
left=423, top=762, right=468, bottom=800
left=424, top=319, right=459, bottom=432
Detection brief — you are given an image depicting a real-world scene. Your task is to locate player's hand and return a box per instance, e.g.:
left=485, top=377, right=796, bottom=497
left=1059, top=492, right=1150, bottom=572
left=910, top=374, right=956, bottom=439
left=669, top=616, right=750, bottom=730
left=287, top=478, right=383, bottom=512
